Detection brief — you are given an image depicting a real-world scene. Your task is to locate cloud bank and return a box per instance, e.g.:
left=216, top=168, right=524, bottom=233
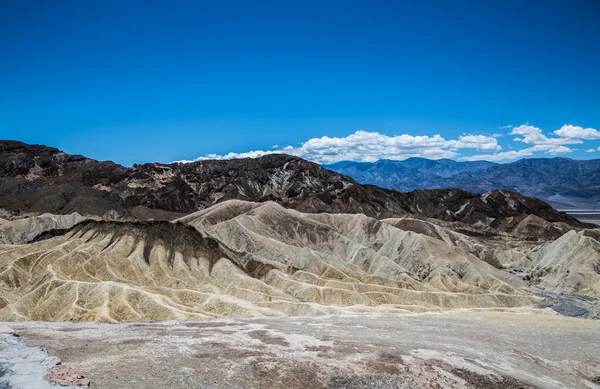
left=554, top=125, right=600, bottom=140
left=176, top=124, right=599, bottom=164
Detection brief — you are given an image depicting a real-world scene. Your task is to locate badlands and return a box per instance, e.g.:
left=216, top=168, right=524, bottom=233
left=0, top=200, right=598, bottom=322
left=0, top=141, right=598, bottom=388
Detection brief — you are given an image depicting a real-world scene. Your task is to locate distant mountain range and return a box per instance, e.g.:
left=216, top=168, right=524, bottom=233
left=324, top=157, right=600, bottom=209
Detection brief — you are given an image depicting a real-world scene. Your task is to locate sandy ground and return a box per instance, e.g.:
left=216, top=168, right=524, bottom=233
left=5, top=310, right=600, bottom=389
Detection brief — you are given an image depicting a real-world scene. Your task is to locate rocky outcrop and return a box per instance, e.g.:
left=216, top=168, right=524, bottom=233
left=0, top=326, right=89, bottom=388
left=44, top=365, right=90, bottom=387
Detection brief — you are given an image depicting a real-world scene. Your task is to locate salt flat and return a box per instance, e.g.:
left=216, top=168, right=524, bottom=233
left=565, top=210, right=600, bottom=225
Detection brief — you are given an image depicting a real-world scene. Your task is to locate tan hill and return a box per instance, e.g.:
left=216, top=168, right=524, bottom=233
left=0, top=201, right=543, bottom=322
left=510, top=229, right=600, bottom=295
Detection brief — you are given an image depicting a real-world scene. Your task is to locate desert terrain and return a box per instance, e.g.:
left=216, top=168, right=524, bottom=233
left=0, top=142, right=599, bottom=388
left=2, top=311, right=599, bottom=389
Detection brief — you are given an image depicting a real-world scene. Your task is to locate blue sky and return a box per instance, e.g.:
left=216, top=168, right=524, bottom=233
left=1, top=1, right=599, bottom=165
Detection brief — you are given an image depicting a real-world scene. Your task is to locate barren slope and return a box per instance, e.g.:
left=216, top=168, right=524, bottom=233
left=507, top=229, right=600, bottom=295
left=0, top=202, right=543, bottom=322
left=0, top=212, right=87, bottom=245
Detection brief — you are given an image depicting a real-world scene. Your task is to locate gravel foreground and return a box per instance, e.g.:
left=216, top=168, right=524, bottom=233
left=3, top=311, right=600, bottom=389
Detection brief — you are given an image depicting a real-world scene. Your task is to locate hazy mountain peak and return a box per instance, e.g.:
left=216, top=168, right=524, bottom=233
left=326, top=156, right=600, bottom=209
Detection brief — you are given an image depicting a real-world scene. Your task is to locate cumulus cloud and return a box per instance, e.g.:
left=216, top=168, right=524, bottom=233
left=175, top=130, right=501, bottom=164
left=510, top=124, right=582, bottom=146
left=554, top=125, right=600, bottom=140
left=586, top=149, right=596, bottom=153
left=446, top=135, right=501, bottom=152
left=463, top=123, right=597, bottom=162
left=188, top=150, right=278, bottom=161
left=175, top=123, right=597, bottom=164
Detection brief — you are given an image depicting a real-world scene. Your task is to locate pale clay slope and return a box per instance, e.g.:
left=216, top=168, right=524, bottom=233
left=381, top=217, right=501, bottom=267
left=521, top=229, right=600, bottom=295
left=0, top=200, right=551, bottom=322
left=0, top=212, right=87, bottom=245
left=182, top=201, right=530, bottom=295
left=384, top=214, right=600, bottom=299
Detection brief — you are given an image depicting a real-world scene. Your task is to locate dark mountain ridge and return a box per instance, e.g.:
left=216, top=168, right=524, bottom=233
left=0, top=140, right=588, bottom=228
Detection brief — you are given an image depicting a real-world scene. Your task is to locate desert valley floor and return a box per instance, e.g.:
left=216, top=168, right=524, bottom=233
left=2, top=311, right=600, bottom=389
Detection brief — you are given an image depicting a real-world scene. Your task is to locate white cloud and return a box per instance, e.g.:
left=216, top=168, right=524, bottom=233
left=462, top=123, right=595, bottom=162
left=463, top=144, right=573, bottom=161
left=185, top=150, right=276, bottom=161
left=541, top=145, right=574, bottom=154
left=510, top=124, right=582, bottom=146
left=176, top=123, right=597, bottom=164
left=175, top=130, right=501, bottom=164
left=446, top=135, right=502, bottom=152
left=586, top=149, right=596, bottom=153
left=499, top=125, right=513, bottom=130
left=554, top=125, right=600, bottom=140
left=464, top=150, right=532, bottom=162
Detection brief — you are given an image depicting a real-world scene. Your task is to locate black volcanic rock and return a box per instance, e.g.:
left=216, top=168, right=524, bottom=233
left=0, top=140, right=589, bottom=228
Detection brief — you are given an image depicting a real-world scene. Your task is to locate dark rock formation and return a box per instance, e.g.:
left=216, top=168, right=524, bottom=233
left=0, top=140, right=590, bottom=228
